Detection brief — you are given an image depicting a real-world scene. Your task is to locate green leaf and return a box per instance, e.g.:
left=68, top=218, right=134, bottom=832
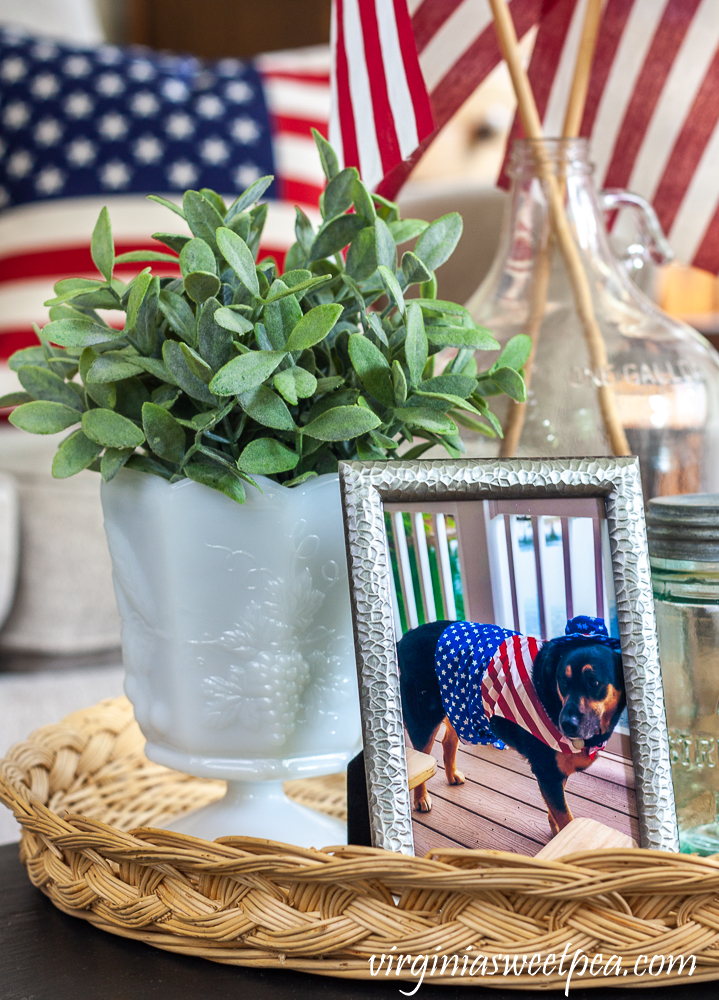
left=273, top=366, right=317, bottom=405
left=323, top=167, right=359, bottom=219
left=130, top=356, right=176, bottom=383
left=79, top=348, right=115, bottom=408
left=162, top=340, right=217, bottom=404
left=347, top=334, right=394, bottom=408
left=151, top=384, right=181, bottom=409
left=114, top=250, right=180, bottom=264
left=294, top=207, right=315, bottom=254
left=312, top=127, right=339, bottom=180
left=315, top=376, right=345, bottom=394
left=400, top=407, right=457, bottom=436
left=9, top=346, right=47, bottom=372
left=284, top=303, right=342, bottom=352
left=264, top=280, right=303, bottom=349
left=183, top=190, right=224, bottom=251
left=284, top=470, right=318, bottom=488
left=345, top=227, right=377, bottom=281
left=159, top=289, right=196, bottom=346
left=352, top=178, right=377, bottom=223
left=147, top=194, right=186, bottom=220
left=209, top=350, right=286, bottom=397
left=185, top=461, right=246, bottom=502
left=200, top=188, right=226, bottom=216
left=86, top=353, right=143, bottom=383
left=183, top=270, right=221, bottom=304
left=124, top=269, right=152, bottom=332
left=451, top=409, right=498, bottom=437
left=101, top=447, right=133, bottom=482
left=151, top=232, right=191, bottom=255
left=142, top=401, right=185, bottom=463
left=419, top=374, right=478, bottom=398
left=309, top=214, right=365, bottom=261
left=9, top=400, right=81, bottom=434
left=496, top=333, right=532, bottom=371
left=401, top=251, right=432, bottom=285
left=238, top=383, right=295, bottom=430
left=377, top=265, right=405, bottom=315
left=215, top=306, right=253, bottom=335
left=303, top=404, right=381, bottom=441
left=179, top=237, right=217, bottom=278
left=180, top=343, right=213, bottom=384
left=82, top=409, right=145, bottom=449
left=413, top=298, right=468, bottom=316
left=238, top=438, right=299, bottom=475
left=404, top=302, right=428, bottom=387
left=91, top=206, right=114, bottom=282
left=17, top=365, right=85, bottom=410
left=426, top=326, right=499, bottom=350
left=375, top=217, right=397, bottom=270
left=225, top=175, right=274, bottom=221
left=264, top=273, right=331, bottom=303
left=216, top=227, right=259, bottom=296
left=0, top=391, right=33, bottom=407
left=42, top=318, right=118, bottom=348
left=392, top=360, right=407, bottom=406
left=198, top=298, right=233, bottom=371
left=388, top=218, right=429, bottom=243
left=414, top=212, right=463, bottom=271
left=490, top=366, right=527, bottom=402
left=52, top=430, right=103, bottom=478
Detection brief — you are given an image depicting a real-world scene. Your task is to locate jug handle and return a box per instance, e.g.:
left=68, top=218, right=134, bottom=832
left=600, top=189, right=675, bottom=266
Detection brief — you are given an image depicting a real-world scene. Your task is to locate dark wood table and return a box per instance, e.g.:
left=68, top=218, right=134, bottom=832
left=0, top=841, right=713, bottom=1000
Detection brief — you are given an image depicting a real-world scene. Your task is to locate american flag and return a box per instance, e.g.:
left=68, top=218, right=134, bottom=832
left=0, top=28, right=330, bottom=396
left=332, top=0, right=719, bottom=275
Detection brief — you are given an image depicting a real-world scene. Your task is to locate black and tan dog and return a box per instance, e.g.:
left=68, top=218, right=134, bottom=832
left=398, top=617, right=625, bottom=835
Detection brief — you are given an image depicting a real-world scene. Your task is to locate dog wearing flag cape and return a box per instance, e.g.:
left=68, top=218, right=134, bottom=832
left=398, top=616, right=625, bottom=836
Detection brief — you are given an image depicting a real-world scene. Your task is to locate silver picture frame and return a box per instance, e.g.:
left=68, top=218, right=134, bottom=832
left=338, top=456, right=679, bottom=855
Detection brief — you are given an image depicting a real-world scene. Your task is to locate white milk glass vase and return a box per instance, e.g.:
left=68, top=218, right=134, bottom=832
left=466, top=138, right=719, bottom=500
left=101, top=468, right=362, bottom=847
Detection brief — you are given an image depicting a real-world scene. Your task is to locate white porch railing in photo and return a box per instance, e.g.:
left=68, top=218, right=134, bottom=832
left=384, top=498, right=618, bottom=641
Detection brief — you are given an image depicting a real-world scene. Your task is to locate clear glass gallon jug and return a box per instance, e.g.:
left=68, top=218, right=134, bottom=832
left=647, top=494, right=719, bottom=853
left=466, top=139, right=719, bottom=500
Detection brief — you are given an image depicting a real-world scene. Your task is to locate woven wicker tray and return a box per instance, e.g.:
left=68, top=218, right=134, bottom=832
left=2, top=697, right=719, bottom=990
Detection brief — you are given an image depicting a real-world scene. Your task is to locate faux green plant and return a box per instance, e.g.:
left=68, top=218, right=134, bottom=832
left=2, top=132, right=530, bottom=503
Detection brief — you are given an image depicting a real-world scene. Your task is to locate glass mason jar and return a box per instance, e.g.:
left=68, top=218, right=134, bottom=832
left=466, top=138, right=719, bottom=500
left=647, top=494, right=719, bottom=854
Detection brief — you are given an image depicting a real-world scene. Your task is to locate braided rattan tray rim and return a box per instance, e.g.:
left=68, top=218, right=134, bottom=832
left=1, top=697, right=718, bottom=990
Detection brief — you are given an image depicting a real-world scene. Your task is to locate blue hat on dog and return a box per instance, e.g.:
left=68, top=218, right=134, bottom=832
left=549, top=615, right=621, bottom=651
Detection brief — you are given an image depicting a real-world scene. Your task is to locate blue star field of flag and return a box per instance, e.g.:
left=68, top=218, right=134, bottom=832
left=0, top=26, right=276, bottom=209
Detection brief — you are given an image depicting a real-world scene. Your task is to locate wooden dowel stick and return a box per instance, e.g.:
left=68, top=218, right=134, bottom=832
left=489, top=0, right=630, bottom=457
left=562, top=0, right=603, bottom=139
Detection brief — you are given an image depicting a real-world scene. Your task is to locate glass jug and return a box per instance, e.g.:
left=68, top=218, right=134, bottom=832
left=465, top=138, right=719, bottom=500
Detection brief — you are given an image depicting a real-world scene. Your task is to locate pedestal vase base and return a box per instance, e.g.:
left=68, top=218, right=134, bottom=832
left=164, top=779, right=347, bottom=848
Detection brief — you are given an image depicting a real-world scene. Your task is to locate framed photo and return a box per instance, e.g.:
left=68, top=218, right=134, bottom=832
left=339, top=457, right=678, bottom=856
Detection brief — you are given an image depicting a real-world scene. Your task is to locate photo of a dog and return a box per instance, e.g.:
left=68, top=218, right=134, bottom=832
left=380, top=499, right=639, bottom=856
left=399, top=615, right=626, bottom=837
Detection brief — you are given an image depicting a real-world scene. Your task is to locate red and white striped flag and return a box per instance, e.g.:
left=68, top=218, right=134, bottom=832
left=332, top=0, right=719, bottom=274
left=516, top=0, right=719, bottom=274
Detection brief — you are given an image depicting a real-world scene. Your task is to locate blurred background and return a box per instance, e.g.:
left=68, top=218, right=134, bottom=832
left=0, top=0, right=717, bottom=844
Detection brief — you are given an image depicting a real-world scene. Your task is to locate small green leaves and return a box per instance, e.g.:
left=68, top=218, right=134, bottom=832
left=274, top=366, right=317, bottom=405
left=91, top=206, right=114, bottom=282
left=404, top=302, right=428, bottom=387
left=209, top=350, right=286, bottom=397
left=42, top=318, right=118, bottom=348
left=142, top=402, right=185, bottom=463
left=283, top=303, right=342, bottom=352
left=52, top=430, right=103, bottom=478
left=9, top=400, right=81, bottom=434
left=185, top=461, right=246, bottom=502
left=216, top=227, right=259, bottom=296
left=302, top=405, right=381, bottom=441
left=238, top=438, right=299, bottom=475
left=6, top=136, right=510, bottom=496
left=82, top=409, right=145, bottom=449
left=414, top=212, right=463, bottom=271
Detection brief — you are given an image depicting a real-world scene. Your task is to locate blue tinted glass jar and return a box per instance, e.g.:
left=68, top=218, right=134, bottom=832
left=647, top=494, right=719, bottom=854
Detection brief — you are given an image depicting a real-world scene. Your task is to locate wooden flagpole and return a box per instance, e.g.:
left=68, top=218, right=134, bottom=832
left=490, top=0, right=630, bottom=458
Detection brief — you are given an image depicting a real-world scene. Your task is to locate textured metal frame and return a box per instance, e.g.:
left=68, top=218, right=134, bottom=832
left=339, top=457, right=678, bottom=856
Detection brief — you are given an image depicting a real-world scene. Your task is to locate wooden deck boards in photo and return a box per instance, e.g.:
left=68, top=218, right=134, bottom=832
left=412, top=732, right=639, bottom=858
